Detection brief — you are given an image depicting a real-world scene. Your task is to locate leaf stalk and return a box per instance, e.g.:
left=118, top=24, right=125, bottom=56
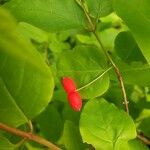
left=77, top=66, right=112, bottom=91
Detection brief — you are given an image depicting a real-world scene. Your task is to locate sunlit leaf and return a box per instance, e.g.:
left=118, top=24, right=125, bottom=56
left=57, top=45, right=110, bottom=99
left=0, top=8, right=54, bottom=127
left=80, top=98, right=136, bottom=150
left=3, top=0, right=87, bottom=31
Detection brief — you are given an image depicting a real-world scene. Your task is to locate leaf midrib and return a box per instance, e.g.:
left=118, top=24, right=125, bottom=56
left=0, top=77, right=28, bottom=122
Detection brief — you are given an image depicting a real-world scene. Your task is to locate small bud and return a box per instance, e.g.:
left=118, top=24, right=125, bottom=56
left=62, top=77, right=76, bottom=93
left=67, top=91, right=82, bottom=111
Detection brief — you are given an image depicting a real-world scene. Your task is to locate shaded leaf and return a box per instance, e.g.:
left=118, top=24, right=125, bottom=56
left=62, top=100, right=81, bottom=125
left=59, top=121, right=86, bottom=150
left=138, top=117, right=150, bottom=138
left=0, top=8, right=54, bottom=127
left=117, top=139, right=149, bottom=150
left=0, top=137, right=15, bottom=150
left=111, top=60, right=150, bottom=87
left=128, top=139, right=149, bottom=150
left=115, top=31, right=146, bottom=63
left=113, top=0, right=150, bottom=64
left=24, top=143, right=44, bottom=150
left=36, top=105, right=63, bottom=142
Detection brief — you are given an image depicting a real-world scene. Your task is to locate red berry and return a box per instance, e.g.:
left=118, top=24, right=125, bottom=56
left=67, top=91, right=82, bottom=111
left=62, top=77, right=77, bottom=93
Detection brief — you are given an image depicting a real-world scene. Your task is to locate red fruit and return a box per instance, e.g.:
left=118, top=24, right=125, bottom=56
left=62, top=77, right=77, bottom=93
left=67, top=91, right=82, bottom=111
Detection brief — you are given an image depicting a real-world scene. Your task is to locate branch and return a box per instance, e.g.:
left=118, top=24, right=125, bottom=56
left=137, top=134, right=150, bottom=146
left=94, top=31, right=129, bottom=114
left=79, top=1, right=129, bottom=114
left=0, top=123, right=62, bottom=150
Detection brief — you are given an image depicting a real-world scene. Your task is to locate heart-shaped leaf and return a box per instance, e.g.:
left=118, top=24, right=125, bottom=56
left=80, top=98, right=136, bottom=150
left=57, top=45, right=110, bottom=99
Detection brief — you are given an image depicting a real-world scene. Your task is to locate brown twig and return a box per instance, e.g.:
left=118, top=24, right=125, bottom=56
left=94, top=32, right=129, bottom=114
left=0, top=123, right=62, bottom=150
left=137, top=134, right=150, bottom=146
left=78, top=0, right=129, bottom=114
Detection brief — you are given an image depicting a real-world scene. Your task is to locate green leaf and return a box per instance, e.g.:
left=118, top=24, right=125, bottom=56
left=0, top=78, right=28, bottom=126
left=17, top=22, right=49, bottom=43
left=116, top=62, right=150, bottom=87
left=57, top=45, right=110, bottom=99
left=35, top=105, right=63, bottom=142
left=118, top=139, right=149, bottom=150
left=0, top=8, right=54, bottom=127
left=105, top=84, right=132, bottom=110
left=24, top=143, right=43, bottom=150
left=48, top=33, right=70, bottom=59
left=62, top=100, right=81, bottom=125
left=138, top=117, right=150, bottom=138
left=0, top=8, right=50, bottom=75
left=86, top=0, right=113, bottom=18
left=53, top=90, right=81, bottom=125
left=128, top=139, right=149, bottom=150
left=3, top=0, right=87, bottom=32
left=115, top=31, right=146, bottom=64
left=0, top=137, right=15, bottom=150
left=113, top=0, right=150, bottom=64
left=80, top=98, right=136, bottom=150
left=77, top=14, right=123, bottom=50
left=59, top=121, right=86, bottom=150
left=17, top=22, right=49, bottom=58
left=110, top=58, right=150, bottom=87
